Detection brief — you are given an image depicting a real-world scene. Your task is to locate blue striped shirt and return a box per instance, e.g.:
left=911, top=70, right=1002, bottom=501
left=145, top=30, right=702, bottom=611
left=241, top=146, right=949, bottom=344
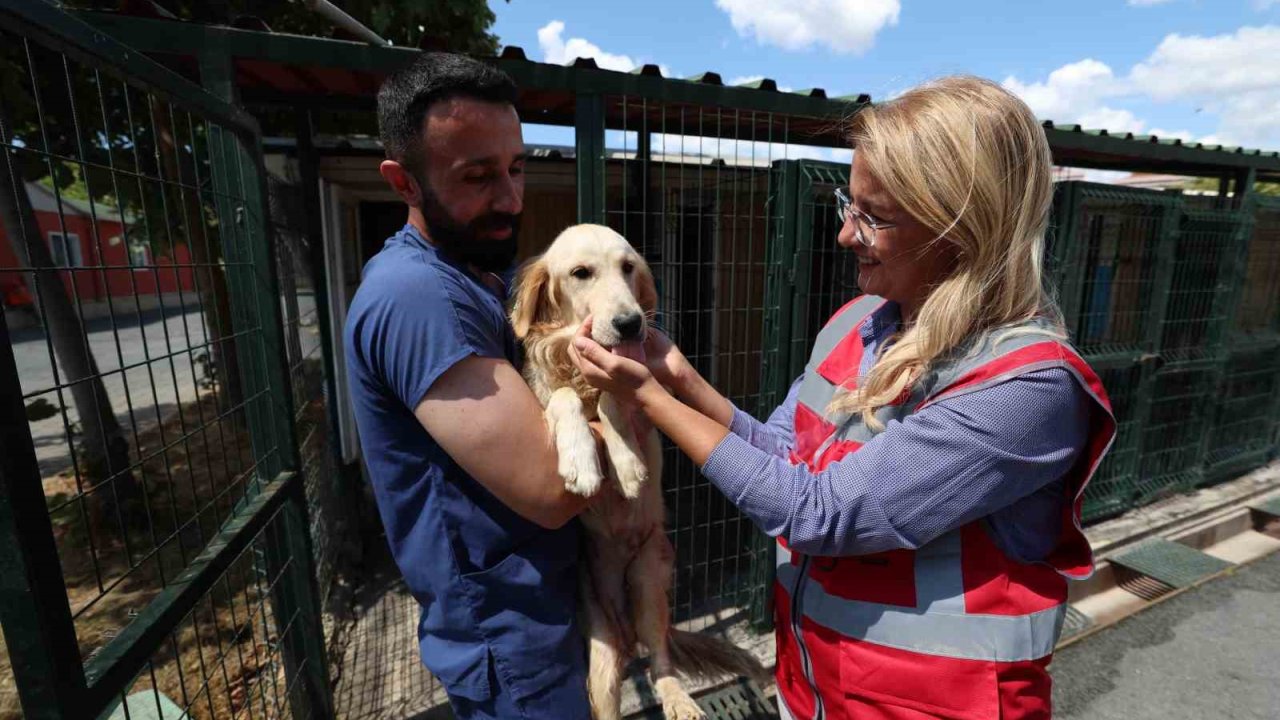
left=701, top=302, right=1091, bottom=562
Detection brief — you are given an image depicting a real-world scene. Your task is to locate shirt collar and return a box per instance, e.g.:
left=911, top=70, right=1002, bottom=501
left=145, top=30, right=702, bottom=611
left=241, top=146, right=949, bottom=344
left=859, top=299, right=902, bottom=344
left=401, top=223, right=512, bottom=301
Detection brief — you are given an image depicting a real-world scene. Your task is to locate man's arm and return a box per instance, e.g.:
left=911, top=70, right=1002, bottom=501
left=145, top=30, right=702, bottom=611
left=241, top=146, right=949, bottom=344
left=415, top=355, right=592, bottom=529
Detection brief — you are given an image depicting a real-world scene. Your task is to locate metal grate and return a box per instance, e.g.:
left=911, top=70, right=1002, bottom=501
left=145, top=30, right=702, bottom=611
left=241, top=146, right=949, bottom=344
left=1113, top=565, right=1176, bottom=602
left=627, top=677, right=777, bottom=720
left=1058, top=604, right=1094, bottom=642
left=1109, top=538, right=1234, bottom=589
left=1253, top=496, right=1280, bottom=519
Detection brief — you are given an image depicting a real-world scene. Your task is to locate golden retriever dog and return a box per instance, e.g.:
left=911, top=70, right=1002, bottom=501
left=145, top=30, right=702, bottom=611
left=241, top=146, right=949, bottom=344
left=510, top=224, right=764, bottom=720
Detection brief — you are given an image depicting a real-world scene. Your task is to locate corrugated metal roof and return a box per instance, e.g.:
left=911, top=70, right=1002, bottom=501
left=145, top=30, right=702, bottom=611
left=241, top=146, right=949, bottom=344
left=74, top=10, right=1280, bottom=181
left=1040, top=120, right=1280, bottom=161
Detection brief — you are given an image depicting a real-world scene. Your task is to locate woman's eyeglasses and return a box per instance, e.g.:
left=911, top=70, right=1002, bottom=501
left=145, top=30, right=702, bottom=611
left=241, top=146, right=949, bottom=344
left=834, top=187, right=896, bottom=247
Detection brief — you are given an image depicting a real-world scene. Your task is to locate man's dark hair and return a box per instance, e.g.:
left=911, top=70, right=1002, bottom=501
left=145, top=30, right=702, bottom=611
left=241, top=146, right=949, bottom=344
left=377, top=52, right=517, bottom=177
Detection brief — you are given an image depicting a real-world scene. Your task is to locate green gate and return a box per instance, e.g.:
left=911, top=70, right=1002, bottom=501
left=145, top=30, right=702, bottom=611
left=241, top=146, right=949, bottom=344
left=0, top=3, right=331, bottom=718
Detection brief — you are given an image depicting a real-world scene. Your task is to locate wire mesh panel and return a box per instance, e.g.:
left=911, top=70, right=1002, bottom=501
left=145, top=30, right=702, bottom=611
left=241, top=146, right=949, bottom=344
left=1080, top=361, right=1148, bottom=522
left=1136, top=361, right=1219, bottom=502
left=0, top=4, right=329, bottom=718
left=597, top=95, right=800, bottom=627
left=1160, top=207, right=1247, bottom=363
left=1231, top=197, right=1280, bottom=344
left=1054, top=183, right=1179, bottom=363
left=1205, top=342, right=1280, bottom=482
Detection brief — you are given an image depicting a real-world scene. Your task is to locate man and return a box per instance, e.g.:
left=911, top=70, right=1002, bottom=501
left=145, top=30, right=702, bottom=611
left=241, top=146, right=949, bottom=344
left=344, top=53, right=594, bottom=719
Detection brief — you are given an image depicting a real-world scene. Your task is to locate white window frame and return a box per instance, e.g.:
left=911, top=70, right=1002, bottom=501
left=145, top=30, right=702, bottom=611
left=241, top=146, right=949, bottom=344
left=47, top=231, right=83, bottom=267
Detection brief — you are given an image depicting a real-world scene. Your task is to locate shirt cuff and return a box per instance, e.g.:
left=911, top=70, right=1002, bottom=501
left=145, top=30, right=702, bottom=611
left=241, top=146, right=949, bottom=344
left=727, top=404, right=757, bottom=440
left=700, top=431, right=757, bottom=504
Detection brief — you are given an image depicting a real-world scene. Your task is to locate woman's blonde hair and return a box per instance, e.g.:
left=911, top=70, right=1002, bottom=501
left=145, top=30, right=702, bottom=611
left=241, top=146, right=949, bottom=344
left=830, top=75, right=1063, bottom=429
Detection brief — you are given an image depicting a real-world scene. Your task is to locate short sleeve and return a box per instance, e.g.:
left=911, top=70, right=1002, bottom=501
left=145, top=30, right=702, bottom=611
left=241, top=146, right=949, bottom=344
left=346, top=259, right=506, bottom=410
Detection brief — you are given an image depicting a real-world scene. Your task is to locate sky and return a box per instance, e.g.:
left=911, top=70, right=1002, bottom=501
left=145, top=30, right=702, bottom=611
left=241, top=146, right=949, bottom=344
left=490, top=0, right=1280, bottom=162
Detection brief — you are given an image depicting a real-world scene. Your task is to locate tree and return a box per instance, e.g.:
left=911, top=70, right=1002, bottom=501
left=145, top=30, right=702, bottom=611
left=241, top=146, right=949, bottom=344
left=72, top=0, right=510, bottom=55
left=1180, top=176, right=1280, bottom=197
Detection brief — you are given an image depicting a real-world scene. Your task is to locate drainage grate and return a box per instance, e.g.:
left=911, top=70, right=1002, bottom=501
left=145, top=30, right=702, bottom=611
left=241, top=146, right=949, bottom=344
left=1058, top=604, right=1094, bottom=642
left=1114, top=565, right=1177, bottom=601
left=1252, top=496, right=1280, bottom=519
left=1109, top=538, right=1234, bottom=590
left=628, top=678, right=776, bottom=720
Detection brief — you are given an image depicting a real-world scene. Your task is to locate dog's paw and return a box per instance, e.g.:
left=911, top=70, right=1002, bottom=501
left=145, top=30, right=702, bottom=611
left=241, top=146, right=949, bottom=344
left=613, top=453, right=648, bottom=500
left=559, top=429, right=603, bottom=497
left=655, top=680, right=705, bottom=720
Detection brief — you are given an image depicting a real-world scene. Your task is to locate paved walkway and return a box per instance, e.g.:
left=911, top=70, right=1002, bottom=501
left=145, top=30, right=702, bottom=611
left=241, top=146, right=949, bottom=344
left=1053, top=550, right=1280, bottom=719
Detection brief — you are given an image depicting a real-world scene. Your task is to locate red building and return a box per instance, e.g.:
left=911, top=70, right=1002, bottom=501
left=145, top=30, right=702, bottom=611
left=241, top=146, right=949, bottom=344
left=0, top=182, right=197, bottom=310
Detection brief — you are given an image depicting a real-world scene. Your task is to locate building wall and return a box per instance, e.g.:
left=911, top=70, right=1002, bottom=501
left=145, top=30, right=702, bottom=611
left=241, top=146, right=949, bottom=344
left=0, top=209, right=196, bottom=306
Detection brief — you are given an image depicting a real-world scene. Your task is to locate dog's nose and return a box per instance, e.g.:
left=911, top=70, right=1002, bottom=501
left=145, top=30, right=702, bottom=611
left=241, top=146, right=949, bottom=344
left=612, top=312, right=644, bottom=341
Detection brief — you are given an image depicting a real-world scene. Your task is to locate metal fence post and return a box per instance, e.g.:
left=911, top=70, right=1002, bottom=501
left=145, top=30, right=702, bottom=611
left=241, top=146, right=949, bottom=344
left=0, top=312, right=84, bottom=720
left=200, top=48, right=334, bottom=720
left=238, top=122, right=336, bottom=720
left=576, top=92, right=605, bottom=224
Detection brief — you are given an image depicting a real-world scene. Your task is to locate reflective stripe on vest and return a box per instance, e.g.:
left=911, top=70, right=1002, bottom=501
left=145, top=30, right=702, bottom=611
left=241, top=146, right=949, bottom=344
left=776, top=562, right=1065, bottom=662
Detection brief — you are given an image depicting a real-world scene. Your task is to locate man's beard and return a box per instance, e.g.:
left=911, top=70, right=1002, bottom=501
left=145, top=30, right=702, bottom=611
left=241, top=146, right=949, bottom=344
left=419, top=183, right=520, bottom=273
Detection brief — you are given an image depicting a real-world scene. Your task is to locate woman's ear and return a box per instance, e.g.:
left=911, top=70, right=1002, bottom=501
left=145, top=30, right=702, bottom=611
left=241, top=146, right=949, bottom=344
left=510, top=258, right=555, bottom=339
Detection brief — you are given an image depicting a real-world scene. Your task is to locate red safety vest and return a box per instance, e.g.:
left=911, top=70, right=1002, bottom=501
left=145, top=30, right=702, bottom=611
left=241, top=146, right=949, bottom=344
left=774, top=295, right=1116, bottom=720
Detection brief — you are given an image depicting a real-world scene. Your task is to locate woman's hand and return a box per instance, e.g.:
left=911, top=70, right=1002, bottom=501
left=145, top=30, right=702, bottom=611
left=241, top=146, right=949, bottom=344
left=643, top=327, right=694, bottom=395
left=569, top=318, right=667, bottom=407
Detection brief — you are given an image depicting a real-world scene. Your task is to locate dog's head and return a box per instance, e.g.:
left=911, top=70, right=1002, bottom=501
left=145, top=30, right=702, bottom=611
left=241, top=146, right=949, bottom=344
left=510, top=224, right=656, bottom=347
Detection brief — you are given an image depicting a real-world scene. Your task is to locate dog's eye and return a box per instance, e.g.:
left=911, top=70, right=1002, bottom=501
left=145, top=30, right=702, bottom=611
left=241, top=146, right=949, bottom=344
left=621, top=261, right=635, bottom=275
left=571, top=267, right=592, bottom=280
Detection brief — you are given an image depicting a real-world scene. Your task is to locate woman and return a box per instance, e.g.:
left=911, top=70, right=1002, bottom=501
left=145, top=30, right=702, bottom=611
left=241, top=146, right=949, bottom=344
left=569, top=76, right=1116, bottom=720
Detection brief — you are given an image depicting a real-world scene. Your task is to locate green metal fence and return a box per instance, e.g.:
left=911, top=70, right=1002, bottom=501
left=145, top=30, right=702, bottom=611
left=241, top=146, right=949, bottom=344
left=589, top=94, right=789, bottom=629
left=0, top=3, right=330, bottom=718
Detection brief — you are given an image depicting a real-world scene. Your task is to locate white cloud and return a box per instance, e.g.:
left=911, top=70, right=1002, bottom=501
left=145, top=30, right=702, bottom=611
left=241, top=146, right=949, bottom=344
left=1255, top=0, right=1279, bottom=10
left=1003, top=25, right=1280, bottom=148
left=1002, top=58, right=1121, bottom=120
left=715, top=0, right=900, bottom=55
left=537, top=20, right=639, bottom=72
left=1077, top=108, right=1146, bottom=134
left=727, top=75, right=795, bottom=92
left=1129, top=26, right=1280, bottom=100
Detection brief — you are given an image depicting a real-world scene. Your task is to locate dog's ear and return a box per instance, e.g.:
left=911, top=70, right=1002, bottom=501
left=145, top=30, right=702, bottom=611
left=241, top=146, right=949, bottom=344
left=635, top=257, right=658, bottom=314
left=510, top=257, right=555, bottom=339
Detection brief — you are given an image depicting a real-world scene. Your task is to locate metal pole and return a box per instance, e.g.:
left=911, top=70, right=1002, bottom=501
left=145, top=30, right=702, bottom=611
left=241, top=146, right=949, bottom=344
left=303, top=0, right=391, bottom=46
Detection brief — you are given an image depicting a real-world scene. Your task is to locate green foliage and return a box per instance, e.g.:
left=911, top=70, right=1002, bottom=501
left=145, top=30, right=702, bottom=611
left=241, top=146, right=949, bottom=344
left=1181, top=176, right=1280, bottom=197
left=68, top=0, right=508, bottom=54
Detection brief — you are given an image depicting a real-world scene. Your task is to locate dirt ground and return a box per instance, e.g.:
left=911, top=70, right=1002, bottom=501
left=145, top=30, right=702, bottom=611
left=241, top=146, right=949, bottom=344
left=1, top=390, right=294, bottom=720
